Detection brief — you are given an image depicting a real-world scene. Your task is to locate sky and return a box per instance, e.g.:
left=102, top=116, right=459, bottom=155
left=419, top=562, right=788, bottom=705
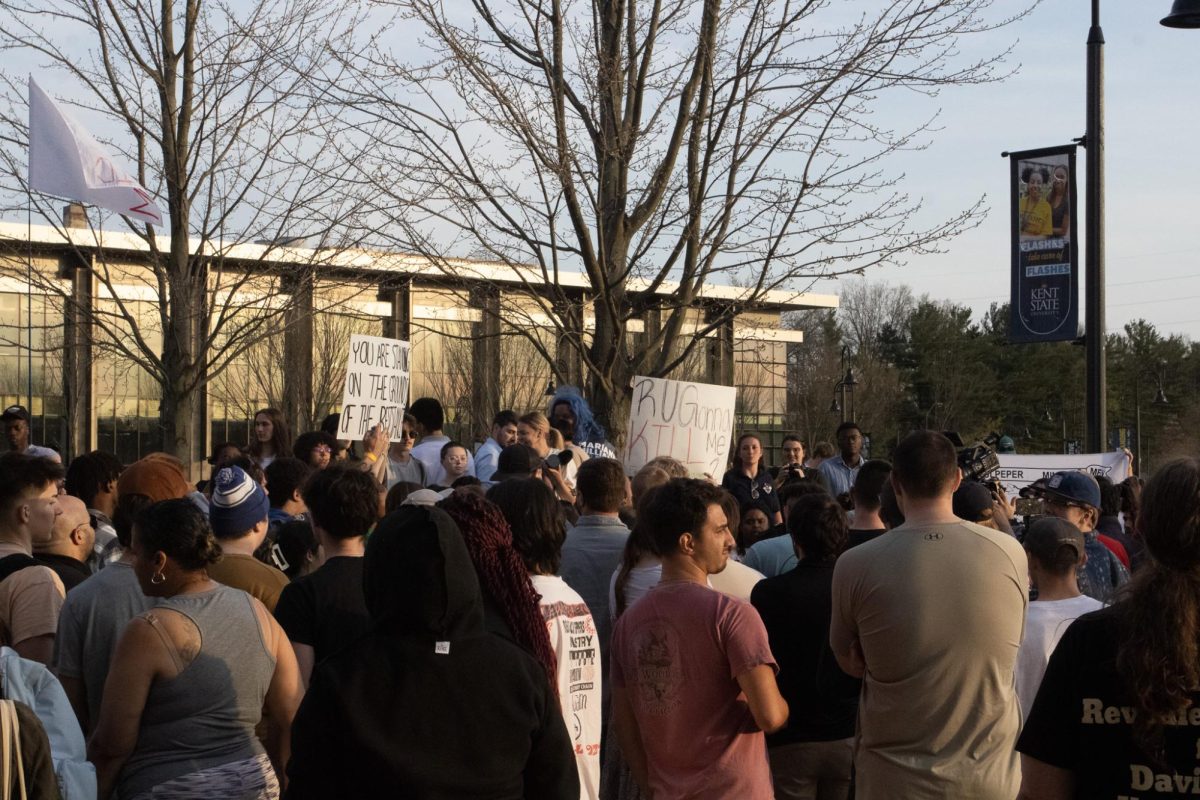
left=6, top=0, right=1199, bottom=340
left=808, top=0, right=1200, bottom=340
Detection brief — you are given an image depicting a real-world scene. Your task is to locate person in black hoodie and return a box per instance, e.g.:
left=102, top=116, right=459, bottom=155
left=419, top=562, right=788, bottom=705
left=284, top=504, right=578, bottom=799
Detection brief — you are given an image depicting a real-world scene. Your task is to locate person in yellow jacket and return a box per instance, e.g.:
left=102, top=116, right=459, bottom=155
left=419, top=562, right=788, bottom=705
left=1019, top=165, right=1053, bottom=238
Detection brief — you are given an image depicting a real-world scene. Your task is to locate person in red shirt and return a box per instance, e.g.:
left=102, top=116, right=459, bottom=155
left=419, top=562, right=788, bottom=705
left=610, top=478, right=787, bottom=800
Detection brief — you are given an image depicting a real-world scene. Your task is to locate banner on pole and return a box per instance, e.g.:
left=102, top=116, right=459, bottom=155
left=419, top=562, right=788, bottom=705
left=993, top=452, right=1129, bottom=498
left=622, top=376, right=737, bottom=478
left=1007, top=145, right=1078, bottom=343
left=27, top=77, right=163, bottom=225
left=338, top=334, right=411, bottom=439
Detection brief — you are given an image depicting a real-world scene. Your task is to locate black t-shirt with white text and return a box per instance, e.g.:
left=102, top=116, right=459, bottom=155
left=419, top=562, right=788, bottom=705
left=1018, top=605, right=1200, bottom=798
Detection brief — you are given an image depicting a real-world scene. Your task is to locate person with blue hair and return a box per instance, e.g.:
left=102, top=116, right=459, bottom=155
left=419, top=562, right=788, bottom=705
left=548, top=387, right=617, bottom=460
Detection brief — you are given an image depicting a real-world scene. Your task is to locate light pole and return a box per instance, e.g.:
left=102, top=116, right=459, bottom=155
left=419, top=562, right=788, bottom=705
left=1082, top=2, right=1197, bottom=450
left=1083, top=0, right=1106, bottom=452
left=1133, top=366, right=1169, bottom=473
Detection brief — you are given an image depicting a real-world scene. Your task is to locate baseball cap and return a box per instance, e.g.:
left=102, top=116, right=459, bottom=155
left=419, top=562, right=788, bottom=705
left=117, top=453, right=191, bottom=502
left=1042, top=471, right=1101, bottom=509
left=952, top=480, right=994, bottom=523
left=491, top=444, right=539, bottom=482
left=0, top=405, right=30, bottom=422
left=209, top=465, right=270, bottom=538
left=1024, top=516, right=1086, bottom=564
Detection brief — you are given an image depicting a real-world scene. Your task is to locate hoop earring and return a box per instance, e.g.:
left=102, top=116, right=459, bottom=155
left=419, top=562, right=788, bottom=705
left=150, top=570, right=166, bottom=585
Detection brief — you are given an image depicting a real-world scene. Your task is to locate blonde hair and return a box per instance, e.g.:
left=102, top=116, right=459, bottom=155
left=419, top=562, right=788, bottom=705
left=518, top=411, right=550, bottom=438
left=644, top=456, right=688, bottom=479
left=632, top=466, right=671, bottom=507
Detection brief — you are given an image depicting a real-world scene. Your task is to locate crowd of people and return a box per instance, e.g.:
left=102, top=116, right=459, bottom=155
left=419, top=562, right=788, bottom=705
left=0, top=389, right=1194, bottom=799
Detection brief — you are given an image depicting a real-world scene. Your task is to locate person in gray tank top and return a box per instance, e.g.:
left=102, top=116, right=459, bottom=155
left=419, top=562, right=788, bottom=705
left=88, top=498, right=303, bottom=800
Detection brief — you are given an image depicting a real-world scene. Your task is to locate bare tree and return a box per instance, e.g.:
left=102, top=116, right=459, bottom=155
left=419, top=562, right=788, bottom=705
left=0, top=0, right=375, bottom=470
left=340, top=0, right=1026, bottom=440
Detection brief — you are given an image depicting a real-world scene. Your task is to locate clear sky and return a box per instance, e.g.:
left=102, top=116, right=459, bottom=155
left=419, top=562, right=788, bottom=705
left=808, top=0, right=1200, bottom=340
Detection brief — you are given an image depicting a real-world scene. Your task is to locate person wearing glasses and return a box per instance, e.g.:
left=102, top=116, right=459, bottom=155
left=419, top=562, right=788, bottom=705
left=33, top=494, right=93, bottom=590
left=386, top=413, right=426, bottom=488
left=1037, top=471, right=1130, bottom=604
left=292, top=431, right=337, bottom=471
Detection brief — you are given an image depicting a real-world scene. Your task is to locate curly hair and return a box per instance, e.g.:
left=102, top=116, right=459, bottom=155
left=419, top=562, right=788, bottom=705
left=437, top=490, right=557, bottom=682
left=788, top=493, right=848, bottom=564
left=1116, top=458, right=1200, bottom=758
left=547, top=387, right=607, bottom=445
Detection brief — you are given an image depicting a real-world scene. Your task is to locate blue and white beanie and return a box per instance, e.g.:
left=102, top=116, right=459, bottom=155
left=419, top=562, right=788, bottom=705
left=209, top=465, right=270, bottom=539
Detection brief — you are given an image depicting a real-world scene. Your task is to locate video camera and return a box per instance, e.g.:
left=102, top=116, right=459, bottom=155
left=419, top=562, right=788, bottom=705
left=943, top=431, right=1002, bottom=484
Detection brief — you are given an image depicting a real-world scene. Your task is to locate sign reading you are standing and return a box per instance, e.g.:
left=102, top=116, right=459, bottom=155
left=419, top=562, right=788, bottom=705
left=622, top=376, right=737, bottom=477
left=338, top=334, right=411, bottom=439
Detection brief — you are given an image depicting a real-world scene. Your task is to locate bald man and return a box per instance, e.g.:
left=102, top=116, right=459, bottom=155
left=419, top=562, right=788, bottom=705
left=33, top=495, right=93, bottom=591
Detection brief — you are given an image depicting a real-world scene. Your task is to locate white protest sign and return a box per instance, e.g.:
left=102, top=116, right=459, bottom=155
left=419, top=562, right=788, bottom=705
left=622, top=376, right=737, bottom=477
left=993, top=452, right=1130, bottom=497
left=338, top=334, right=411, bottom=439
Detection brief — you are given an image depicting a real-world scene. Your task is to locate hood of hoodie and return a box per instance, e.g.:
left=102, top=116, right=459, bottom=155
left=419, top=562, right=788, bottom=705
left=363, top=505, right=484, bottom=639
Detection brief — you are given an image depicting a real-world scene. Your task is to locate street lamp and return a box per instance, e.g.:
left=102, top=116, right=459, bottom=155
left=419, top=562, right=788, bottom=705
left=832, top=347, right=858, bottom=424
left=1081, top=3, right=1196, bottom=451
left=1162, top=0, right=1200, bottom=27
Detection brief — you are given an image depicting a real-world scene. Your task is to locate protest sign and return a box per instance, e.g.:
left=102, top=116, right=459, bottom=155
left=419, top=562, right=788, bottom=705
left=338, top=334, right=411, bottom=439
left=622, top=376, right=737, bottom=477
left=993, top=452, right=1130, bottom=498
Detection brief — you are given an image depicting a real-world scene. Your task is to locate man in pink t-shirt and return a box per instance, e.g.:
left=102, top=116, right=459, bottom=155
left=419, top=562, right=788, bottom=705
left=610, top=478, right=788, bottom=799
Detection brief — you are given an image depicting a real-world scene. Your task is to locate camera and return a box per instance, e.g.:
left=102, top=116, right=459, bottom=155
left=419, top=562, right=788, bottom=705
left=544, top=450, right=574, bottom=470
left=944, top=431, right=1001, bottom=483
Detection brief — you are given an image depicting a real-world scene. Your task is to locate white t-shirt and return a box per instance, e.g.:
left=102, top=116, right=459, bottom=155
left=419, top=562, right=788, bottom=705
left=708, top=560, right=765, bottom=601
left=1015, top=594, right=1104, bottom=721
left=530, top=574, right=600, bottom=800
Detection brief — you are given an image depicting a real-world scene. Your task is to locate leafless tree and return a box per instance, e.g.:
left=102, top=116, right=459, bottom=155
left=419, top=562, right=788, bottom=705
left=340, top=0, right=1028, bottom=440
left=0, top=0, right=376, bottom=470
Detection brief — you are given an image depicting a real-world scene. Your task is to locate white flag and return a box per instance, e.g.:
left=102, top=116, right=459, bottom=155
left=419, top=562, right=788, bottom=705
left=27, top=77, right=163, bottom=225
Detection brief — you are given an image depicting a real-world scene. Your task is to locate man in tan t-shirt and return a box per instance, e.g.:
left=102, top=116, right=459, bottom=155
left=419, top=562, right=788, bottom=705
left=0, top=453, right=66, bottom=666
left=830, top=430, right=1027, bottom=799
left=207, top=465, right=288, bottom=611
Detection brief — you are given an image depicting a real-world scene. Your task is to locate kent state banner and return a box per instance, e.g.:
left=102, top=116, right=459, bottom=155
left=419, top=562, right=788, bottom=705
left=1008, top=145, right=1079, bottom=344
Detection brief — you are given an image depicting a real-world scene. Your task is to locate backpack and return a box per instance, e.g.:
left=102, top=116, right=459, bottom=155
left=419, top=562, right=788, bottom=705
left=0, top=648, right=97, bottom=799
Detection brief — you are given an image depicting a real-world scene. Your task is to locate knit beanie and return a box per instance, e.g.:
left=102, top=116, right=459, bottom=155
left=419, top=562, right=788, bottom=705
left=209, top=465, right=270, bottom=539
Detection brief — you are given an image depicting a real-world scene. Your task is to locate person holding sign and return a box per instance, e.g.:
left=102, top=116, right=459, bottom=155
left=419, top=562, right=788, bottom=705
left=721, top=434, right=782, bottom=527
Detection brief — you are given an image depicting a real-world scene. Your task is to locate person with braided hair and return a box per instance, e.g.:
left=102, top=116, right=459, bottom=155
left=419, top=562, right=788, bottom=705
left=437, top=489, right=557, bottom=682
left=285, top=503, right=577, bottom=798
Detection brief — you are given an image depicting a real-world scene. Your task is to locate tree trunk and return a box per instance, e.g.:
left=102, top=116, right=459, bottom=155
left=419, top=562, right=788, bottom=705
left=159, top=253, right=208, bottom=479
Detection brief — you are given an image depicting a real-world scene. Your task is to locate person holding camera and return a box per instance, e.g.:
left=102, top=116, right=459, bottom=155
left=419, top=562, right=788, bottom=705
left=518, top=412, right=578, bottom=504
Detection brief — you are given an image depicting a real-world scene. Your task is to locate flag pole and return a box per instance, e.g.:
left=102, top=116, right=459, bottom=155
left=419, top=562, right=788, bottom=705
left=26, top=195, right=33, bottom=412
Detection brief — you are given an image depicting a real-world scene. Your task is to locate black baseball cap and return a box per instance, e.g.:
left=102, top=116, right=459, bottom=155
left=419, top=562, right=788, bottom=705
left=1, top=405, right=30, bottom=422
left=953, top=480, right=994, bottom=523
left=1024, top=516, right=1086, bottom=564
left=491, top=444, right=539, bottom=482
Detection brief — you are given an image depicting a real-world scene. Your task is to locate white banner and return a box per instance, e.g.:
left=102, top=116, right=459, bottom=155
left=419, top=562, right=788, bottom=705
left=993, top=452, right=1130, bottom=497
left=622, top=376, right=737, bottom=478
left=338, top=334, right=411, bottom=439
left=27, top=77, right=163, bottom=225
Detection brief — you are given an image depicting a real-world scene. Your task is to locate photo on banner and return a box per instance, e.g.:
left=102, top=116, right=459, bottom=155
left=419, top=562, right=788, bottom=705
left=338, top=334, right=411, bottom=439
left=1007, top=144, right=1078, bottom=344
left=622, top=375, right=737, bottom=477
